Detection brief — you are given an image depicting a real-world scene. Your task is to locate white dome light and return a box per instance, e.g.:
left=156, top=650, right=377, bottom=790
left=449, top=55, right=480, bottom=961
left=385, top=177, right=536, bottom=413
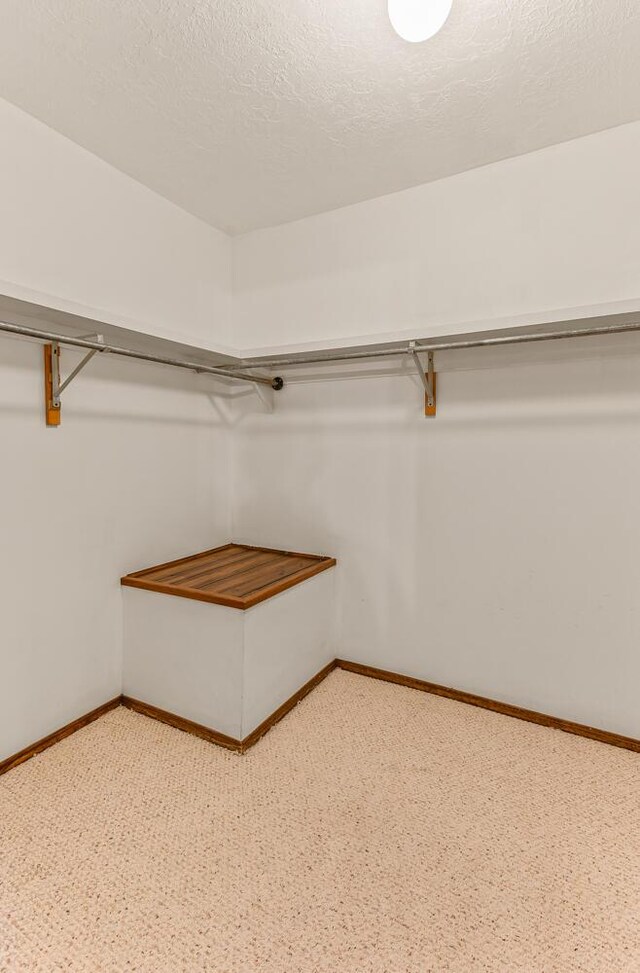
left=388, top=0, right=453, bottom=43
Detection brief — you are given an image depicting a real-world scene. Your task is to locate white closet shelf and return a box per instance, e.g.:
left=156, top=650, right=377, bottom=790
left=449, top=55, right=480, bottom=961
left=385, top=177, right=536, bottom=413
left=2, top=291, right=640, bottom=424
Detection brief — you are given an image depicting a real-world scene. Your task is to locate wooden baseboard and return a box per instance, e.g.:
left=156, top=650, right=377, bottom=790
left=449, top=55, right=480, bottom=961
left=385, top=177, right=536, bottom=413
left=0, top=696, right=122, bottom=776
left=122, top=660, right=338, bottom=755
left=336, top=659, right=640, bottom=754
left=121, top=696, right=244, bottom=752
left=241, top=659, right=337, bottom=751
left=0, top=662, right=338, bottom=775
left=4, top=658, right=639, bottom=775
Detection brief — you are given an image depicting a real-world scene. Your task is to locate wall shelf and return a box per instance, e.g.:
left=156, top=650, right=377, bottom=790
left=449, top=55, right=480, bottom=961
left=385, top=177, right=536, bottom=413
left=2, top=291, right=640, bottom=422
left=0, top=293, right=284, bottom=426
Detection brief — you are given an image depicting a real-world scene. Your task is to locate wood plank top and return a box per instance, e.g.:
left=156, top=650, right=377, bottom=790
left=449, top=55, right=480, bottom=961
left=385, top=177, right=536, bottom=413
left=121, top=543, right=336, bottom=609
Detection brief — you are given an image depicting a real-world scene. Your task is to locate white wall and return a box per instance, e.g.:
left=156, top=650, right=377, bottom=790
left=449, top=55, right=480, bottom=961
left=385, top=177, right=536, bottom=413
left=232, top=349, right=640, bottom=739
left=0, top=98, right=233, bottom=352
left=229, top=119, right=640, bottom=740
left=4, top=97, right=639, bottom=360
left=0, top=335, right=231, bottom=761
left=0, top=98, right=238, bottom=761
left=233, top=120, right=640, bottom=354
left=3, top=98, right=640, bottom=754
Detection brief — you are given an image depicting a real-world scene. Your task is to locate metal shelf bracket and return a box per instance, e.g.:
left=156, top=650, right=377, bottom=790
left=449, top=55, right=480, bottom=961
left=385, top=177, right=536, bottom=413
left=409, top=342, right=436, bottom=416
left=44, top=335, right=105, bottom=427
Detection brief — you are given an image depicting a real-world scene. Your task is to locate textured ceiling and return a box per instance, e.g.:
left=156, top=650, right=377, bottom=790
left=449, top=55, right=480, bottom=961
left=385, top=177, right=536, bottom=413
left=0, top=0, right=639, bottom=233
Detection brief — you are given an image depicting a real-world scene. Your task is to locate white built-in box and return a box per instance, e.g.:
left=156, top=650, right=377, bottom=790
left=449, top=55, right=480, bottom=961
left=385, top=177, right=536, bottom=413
left=121, top=544, right=336, bottom=745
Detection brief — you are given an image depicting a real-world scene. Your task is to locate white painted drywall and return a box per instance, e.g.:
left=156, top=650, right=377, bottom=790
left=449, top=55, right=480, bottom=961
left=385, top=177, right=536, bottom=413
left=229, top=119, right=640, bottom=739
left=123, top=589, right=244, bottom=739
left=4, top=98, right=639, bottom=360
left=4, top=98, right=640, bottom=757
left=233, top=121, right=640, bottom=355
left=242, top=570, right=335, bottom=736
left=231, top=350, right=640, bottom=739
left=0, top=98, right=233, bottom=352
left=0, top=335, right=232, bottom=761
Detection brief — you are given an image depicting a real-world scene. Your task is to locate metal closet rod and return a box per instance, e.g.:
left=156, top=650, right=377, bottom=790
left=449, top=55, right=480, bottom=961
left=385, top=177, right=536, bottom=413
left=225, top=318, right=640, bottom=370
left=0, top=320, right=283, bottom=389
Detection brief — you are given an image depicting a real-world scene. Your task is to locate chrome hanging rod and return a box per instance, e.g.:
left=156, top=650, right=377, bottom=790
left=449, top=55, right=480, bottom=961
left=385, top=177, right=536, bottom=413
left=224, top=318, right=640, bottom=371
left=0, top=320, right=283, bottom=389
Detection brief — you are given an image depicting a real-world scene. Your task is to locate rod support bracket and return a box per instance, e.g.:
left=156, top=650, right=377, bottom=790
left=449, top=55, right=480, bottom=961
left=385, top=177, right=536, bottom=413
left=44, top=343, right=61, bottom=427
left=409, top=342, right=436, bottom=416
left=44, top=335, right=105, bottom=426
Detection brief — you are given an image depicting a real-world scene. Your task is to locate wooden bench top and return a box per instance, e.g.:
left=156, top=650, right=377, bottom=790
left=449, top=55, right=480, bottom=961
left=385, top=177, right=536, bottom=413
left=121, top=543, right=336, bottom=609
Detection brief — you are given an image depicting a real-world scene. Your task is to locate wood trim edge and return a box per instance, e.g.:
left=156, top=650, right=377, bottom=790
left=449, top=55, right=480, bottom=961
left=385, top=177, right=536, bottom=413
left=121, top=659, right=338, bottom=755
left=0, top=696, right=122, bottom=776
left=241, top=559, right=337, bottom=609
left=122, top=556, right=337, bottom=610
left=241, top=659, right=338, bottom=750
left=123, top=544, right=235, bottom=579
left=120, top=576, right=247, bottom=609
left=0, top=661, right=338, bottom=775
left=4, top=659, right=638, bottom=776
left=335, top=659, right=640, bottom=754
left=120, top=696, right=244, bottom=753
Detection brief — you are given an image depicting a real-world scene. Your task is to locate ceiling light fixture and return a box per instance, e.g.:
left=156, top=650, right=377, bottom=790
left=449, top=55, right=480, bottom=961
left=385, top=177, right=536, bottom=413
left=388, top=0, right=453, bottom=42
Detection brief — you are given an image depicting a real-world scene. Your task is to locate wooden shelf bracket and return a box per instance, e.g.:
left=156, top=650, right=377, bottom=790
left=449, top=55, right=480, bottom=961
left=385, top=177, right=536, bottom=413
left=44, top=334, right=105, bottom=427
left=409, top=341, right=436, bottom=417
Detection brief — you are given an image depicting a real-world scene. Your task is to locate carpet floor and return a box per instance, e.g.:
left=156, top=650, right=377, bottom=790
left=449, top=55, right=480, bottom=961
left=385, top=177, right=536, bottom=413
left=1, top=669, right=640, bottom=972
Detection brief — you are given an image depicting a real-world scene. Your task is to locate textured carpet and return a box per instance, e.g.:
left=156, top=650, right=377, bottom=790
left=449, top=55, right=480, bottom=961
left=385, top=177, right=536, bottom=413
left=2, top=669, right=640, bottom=972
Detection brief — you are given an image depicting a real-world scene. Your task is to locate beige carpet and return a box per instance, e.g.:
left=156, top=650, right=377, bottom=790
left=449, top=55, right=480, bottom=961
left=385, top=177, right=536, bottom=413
left=2, top=670, right=640, bottom=972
